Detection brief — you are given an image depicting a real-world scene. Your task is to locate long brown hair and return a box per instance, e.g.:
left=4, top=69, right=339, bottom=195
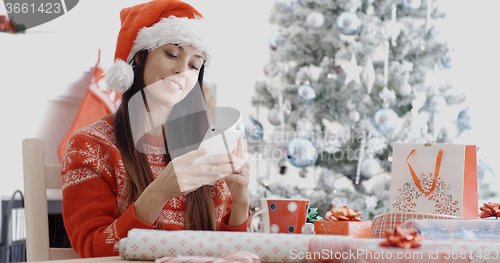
left=114, top=49, right=217, bottom=230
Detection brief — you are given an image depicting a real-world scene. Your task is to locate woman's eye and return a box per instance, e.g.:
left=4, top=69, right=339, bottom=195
left=165, top=52, right=177, bottom=58
left=190, top=64, right=200, bottom=71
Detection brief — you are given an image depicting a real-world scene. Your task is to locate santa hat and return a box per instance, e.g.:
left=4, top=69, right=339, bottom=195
left=105, top=0, right=209, bottom=92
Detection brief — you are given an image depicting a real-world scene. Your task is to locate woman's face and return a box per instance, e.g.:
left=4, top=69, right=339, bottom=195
left=141, top=44, right=205, bottom=107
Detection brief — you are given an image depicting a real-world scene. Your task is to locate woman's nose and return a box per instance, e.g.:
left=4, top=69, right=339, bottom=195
left=174, top=62, right=189, bottom=76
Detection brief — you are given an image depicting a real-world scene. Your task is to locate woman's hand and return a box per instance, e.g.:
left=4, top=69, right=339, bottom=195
left=208, top=136, right=250, bottom=226
left=208, top=136, right=250, bottom=203
left=134, top=148, right=223, bottom=225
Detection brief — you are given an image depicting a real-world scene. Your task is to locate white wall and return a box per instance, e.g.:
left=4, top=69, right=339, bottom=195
left=1, top=0, right=499, bottom=198
left=0, top=0, right=278, bottom=197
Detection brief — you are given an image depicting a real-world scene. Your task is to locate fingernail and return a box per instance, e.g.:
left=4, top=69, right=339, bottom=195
left=202, top=148, right=208, bottom=154
left=211, top=166, right=218, bottom=171
left=209, top=156, right=215, bottom=162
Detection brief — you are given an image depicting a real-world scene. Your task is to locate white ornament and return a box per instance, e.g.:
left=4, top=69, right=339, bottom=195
left=306, top=12, right=325, bottom=29
left=361, top=158, right=380, bottom=178
left=341, top=54, right=363, bottom=85
left=349, top=111, right=360, bottom=122
left=361, top=57, right=375, bottom=93
left=400, top=81, right=412, bottom=96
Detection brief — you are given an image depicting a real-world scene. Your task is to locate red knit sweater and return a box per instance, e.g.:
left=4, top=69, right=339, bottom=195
left=61, top=115, right=249, bottom=258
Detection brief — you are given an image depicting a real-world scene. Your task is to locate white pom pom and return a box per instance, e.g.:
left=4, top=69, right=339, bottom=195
left=104, top=59, right=134, bottom=92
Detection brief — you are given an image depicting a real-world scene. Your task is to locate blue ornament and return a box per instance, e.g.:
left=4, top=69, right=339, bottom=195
left=441, top=51, right=453, bottom=68
left=427, top=95, right=446, bottom=113
left=242, top=118, right=264, bottom=141
left=285, top=0, right=301, bottom=12
left=336, top=12, right=361, bottom=35
left=286, top=138, right=318, bottom=168
left=402, top=0, right=421, bottom=10
left=373, top=108, right=398, bottom=134
left=457, top=108, right=471, bottom=130
left=297, top=84, right=316, bottom=103
left=269, top=31, right=285, bottom=51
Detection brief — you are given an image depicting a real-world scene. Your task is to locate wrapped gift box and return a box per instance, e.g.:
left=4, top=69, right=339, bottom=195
left=371, top=212, right=460, bottom=238
left=314, top=220, right=372, bottom=238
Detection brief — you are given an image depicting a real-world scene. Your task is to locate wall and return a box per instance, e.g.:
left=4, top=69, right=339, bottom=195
left=0, top=0, right=279, bottom=197
left=1, top=0, right=499, bottom=198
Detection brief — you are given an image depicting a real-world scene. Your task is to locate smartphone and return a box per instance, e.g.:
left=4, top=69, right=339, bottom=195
left=192, top=126, right=241, bottom=178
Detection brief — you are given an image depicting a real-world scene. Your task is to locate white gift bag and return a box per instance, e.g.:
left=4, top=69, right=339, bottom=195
left=390, top=143, right=477, bottom=218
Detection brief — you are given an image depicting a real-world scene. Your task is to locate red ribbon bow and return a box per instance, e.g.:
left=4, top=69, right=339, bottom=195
left=324, top=206, right=362, bottom=221
left=379, top=226, right=424, bottom=248
left=479, top=202, right=500, bottom=219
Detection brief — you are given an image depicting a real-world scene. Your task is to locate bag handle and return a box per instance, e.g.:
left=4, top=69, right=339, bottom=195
left=406, top=149, right=443, bottom=196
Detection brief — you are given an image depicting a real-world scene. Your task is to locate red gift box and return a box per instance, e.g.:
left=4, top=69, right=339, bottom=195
left=314, top=220, right=372, bottom=238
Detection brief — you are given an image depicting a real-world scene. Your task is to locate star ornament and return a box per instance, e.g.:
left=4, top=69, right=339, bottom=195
left=341, top=54, right=363, bottom=85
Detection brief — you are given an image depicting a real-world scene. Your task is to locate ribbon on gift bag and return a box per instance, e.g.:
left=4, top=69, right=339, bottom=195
left=406, top=149, right=443, bottom=196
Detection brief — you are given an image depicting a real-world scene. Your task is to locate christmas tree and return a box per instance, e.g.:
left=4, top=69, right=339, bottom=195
left=247, top=0, right=487, bottom=220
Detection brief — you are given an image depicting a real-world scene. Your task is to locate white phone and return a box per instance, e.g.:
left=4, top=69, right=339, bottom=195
left=192, top=125, right=241, bottom=173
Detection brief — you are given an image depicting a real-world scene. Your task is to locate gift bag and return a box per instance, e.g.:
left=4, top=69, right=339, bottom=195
left=390, top=143, right=477, bottom=218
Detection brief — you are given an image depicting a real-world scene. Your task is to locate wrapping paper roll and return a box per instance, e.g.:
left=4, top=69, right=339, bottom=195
left=119, top=229, right=316, bottom=262
left=119, top=229, right=500, bottom=262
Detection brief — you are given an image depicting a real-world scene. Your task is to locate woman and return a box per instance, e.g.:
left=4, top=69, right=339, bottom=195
left=61, top=0, right=250, bottom=258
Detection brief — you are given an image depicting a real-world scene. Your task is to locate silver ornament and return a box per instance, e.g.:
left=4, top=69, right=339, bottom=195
left=402, top=0, right=421, bottom=10
left=242, top=117, right=264, bottom=141
left=336, top=12, right=361, bottom=35
left=268, top=107, right=283, bottom=126
left=306, top=12, right=325, bottom=29
left=269, top=31, right=285, bottom=51
left=297, top=84, right=317, bottom=103
left=427, top=95, right=446, bottom=113
left=360, top=158, right=380, bottom=177
left=373, top=108, right=398, bottom=134
left=286, top=138, right=318, bottom=168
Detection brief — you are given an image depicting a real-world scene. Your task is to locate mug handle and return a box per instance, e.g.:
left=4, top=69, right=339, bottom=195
left=249, top=209, right=266, bottom=233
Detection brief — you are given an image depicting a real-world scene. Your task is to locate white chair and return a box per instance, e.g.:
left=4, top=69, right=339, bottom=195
left=22, top=138, right=80, bottom=261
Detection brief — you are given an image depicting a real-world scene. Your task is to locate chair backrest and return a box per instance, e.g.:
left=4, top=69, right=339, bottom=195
left=22, top=138, right=80, bottom=261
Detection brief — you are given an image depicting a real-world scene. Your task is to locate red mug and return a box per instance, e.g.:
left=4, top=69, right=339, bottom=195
left=250, top=198, right=310, bottom=234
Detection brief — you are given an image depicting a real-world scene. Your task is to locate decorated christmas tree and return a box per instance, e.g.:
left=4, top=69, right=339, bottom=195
left=246, top=0, right=489, bottom=219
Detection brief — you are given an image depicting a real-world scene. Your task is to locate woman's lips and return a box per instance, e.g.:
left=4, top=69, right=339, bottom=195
left=162, top=78, right=183, bottom=91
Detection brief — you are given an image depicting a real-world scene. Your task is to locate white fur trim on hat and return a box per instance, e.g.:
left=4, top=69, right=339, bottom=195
left=104, top=59, right=134, bottom=92
left=129, top=15, right=210, bottom=64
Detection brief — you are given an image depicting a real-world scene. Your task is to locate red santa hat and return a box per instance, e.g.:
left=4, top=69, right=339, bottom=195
left=105, top=0, right=209, bottom=92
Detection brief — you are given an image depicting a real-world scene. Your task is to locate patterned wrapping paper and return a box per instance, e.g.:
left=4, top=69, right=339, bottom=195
left=118, top=229, right=500, bottom=262
left=119, top=229, right=314, bottom=262
left=371, top=212, right=460, bottom=238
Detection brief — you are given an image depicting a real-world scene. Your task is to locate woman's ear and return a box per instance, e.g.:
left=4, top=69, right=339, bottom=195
left=134, top=53, right=141, bottom=65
